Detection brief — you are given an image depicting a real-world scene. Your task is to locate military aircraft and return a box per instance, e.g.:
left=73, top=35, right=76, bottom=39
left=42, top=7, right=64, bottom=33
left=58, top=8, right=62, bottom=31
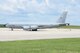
left=6, top=11, right=69, bottom=31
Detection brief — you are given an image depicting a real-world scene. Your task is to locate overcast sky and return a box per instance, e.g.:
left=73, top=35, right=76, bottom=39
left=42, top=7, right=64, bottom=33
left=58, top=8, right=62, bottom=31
left=0, top=0, right=80, bottom=25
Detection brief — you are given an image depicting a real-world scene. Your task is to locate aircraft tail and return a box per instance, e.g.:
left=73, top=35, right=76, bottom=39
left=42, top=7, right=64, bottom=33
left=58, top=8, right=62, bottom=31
left=57, top=11, right=68, bottom=24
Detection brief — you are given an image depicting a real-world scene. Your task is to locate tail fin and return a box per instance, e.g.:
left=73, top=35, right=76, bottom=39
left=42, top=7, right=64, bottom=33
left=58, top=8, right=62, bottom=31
left=57, top=11, right=68, bottom=24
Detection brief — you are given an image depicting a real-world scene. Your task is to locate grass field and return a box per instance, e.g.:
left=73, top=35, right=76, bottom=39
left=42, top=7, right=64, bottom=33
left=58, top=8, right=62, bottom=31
left=60, top=26, right=80, bottom=29
left=0, top=38, right=80, bottom=53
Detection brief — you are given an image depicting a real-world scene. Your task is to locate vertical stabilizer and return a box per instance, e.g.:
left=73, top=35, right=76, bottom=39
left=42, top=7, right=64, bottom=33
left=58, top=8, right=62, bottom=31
left=57, top=11, right=68, bottom=24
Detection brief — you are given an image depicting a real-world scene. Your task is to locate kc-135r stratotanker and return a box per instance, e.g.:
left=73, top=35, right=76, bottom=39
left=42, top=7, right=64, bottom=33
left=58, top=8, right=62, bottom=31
left=6, top=11, right=69, bottom=31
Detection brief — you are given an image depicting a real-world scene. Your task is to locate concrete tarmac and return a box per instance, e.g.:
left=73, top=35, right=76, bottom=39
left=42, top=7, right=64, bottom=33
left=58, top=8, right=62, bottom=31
left=0, top=28, right=80, bottom=41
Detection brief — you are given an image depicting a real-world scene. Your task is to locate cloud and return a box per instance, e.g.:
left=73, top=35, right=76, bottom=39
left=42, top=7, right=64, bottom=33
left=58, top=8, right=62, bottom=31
left=0, top=0, right=79, bottom=16
left=0, top=0, right=48, bottom=14
left=0, top=0, right=60, bottom=15
left=0, top=0, right=80, bottom=25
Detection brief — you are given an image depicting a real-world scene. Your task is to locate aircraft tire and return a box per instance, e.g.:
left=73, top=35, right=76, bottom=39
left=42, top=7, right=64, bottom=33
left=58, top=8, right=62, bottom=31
left=32, top=29, right=37, bottom=31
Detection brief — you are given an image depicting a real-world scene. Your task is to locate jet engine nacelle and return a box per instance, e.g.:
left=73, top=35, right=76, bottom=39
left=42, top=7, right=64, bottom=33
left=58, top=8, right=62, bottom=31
left=22, top=26, right=38, bottom=31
